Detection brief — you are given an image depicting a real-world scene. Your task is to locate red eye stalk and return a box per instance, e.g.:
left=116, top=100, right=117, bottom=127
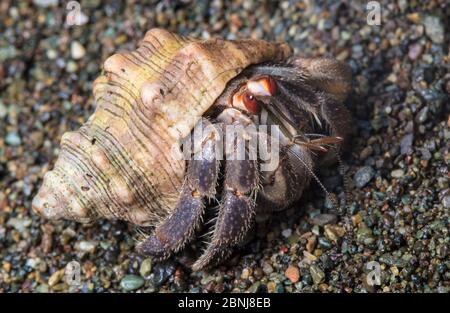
left=242, top=92, right=261, bottom=114
left=247, top=75, right=277, bottom=97
left=230, top=76, right=277, bottom=115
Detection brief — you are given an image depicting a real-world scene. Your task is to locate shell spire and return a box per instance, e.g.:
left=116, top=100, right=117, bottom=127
left=32, top=28, right=292, bottom=226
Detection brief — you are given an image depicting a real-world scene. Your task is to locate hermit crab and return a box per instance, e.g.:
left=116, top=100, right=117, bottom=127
left=32, top=29, right=352, bottom=270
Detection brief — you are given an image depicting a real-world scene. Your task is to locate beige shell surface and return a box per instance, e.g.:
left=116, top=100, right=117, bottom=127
left=32, top=28, right=292, bottom=226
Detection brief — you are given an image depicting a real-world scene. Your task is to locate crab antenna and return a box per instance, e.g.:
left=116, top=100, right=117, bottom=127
left=333, top=145, right=352, bottom=212
left=287, top=146, right=338, bottom=208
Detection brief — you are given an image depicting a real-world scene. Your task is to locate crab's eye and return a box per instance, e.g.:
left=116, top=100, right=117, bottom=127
left=243, top=92, right=261, bottom=114
left=247, top=76, right=277, bottom=97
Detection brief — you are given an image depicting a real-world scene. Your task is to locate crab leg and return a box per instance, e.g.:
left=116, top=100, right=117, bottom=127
left=193, top=155, right=258, bottom=271
left=257, top=145, right=311, bottom=212
left=137, top=120, right=221, bottom=260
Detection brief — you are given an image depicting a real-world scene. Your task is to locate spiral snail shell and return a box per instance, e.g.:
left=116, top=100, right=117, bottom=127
left=32, top=28, right=292, bottom=226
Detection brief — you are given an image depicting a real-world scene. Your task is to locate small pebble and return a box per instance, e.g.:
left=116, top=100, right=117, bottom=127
left=311, top=214, right=337, bottom=226
left=416, top=107, right=429, bottom=124
left=357, top=222, right=374, bottom=243
left=318, top=237, right=332, bottom=250
left=151, top=262, right=175, bottom=287
left=262, top=262, right=274, bottom=275
left=70, top=41, right=86, bottom=59
left=354, top=166, right=375, bottom=188
left=281, top=228, right=292, bottom=238
left=48, top=269, right=65, bottom=287
left=66, top=61, right=78, bottom=73
left=120, top=275, right=144, bottom=291
left=75, top=241, right=97, bottom=253
left=241, top=268, right=251, bottom=280
left=139, top=258, right=152, bottom=278
left=391, top=169, right=405, bottom=178
left=7, top=217, right=31, bottom=232
left=400, top=134, right=414, bottom=155
left=3, top=262, right=12, bottom=272
left=352, top=213, right=363, bottom=226
left=359, top=146, right=373, bottom=160
left=442, top=195, right=450, bottom=209
left=248, top=281, right=261, bottom=293
left=5, top=132, right=21, bottom=146
left=267, top=282, right=276, bottom=293
left=306, top=235, right=317, bottom=252
left=0, top=101, right=7, bottom=118
left=408, top=43, right=423, bottom=60
left=423, top=15, right=444, bottom=44
left=46, top=49, right=58, bottom=60
left=324, top=225, right=346, bottom=242
left=285, top=265, right=300, bottom=283
left=303, top=251, right=318, bottom=262
left=200, top=275, right=215, bottom=285
left=310, top=265, right=325, bottom=285
left=33, top=0, right=58, bottom=7
left=36, top=284, right=50, bottom=293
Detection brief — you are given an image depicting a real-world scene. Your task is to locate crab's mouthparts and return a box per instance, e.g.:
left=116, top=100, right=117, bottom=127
left=259, top=99, right=300, bottom=141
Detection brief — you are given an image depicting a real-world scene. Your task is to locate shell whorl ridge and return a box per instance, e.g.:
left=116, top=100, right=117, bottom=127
left=32, top=28, right=292, bottom=226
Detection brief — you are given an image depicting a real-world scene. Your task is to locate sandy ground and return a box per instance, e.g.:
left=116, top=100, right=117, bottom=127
left=0, top=0, right=448, bottom=293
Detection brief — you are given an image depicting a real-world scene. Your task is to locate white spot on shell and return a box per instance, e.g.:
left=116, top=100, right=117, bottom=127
left=68, top=195, right=88, bottom=218
left=91, top=147, right=110, bottom=171
left=111, top=177, right=134, bottom=205
left=141, top=82, right=164, bottom=110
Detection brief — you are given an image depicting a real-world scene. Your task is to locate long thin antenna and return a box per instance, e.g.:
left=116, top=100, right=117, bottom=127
left=333, top=146, right=352, bottom=212
left=287, top=146, right=338, bottom=208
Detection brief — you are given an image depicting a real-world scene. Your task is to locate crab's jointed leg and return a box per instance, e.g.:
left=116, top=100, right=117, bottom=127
left=192, top=111, right=259, bottom=270
left=257, top=145, right=312, bottom=213
left=137, top=119, right=221, bottom=260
